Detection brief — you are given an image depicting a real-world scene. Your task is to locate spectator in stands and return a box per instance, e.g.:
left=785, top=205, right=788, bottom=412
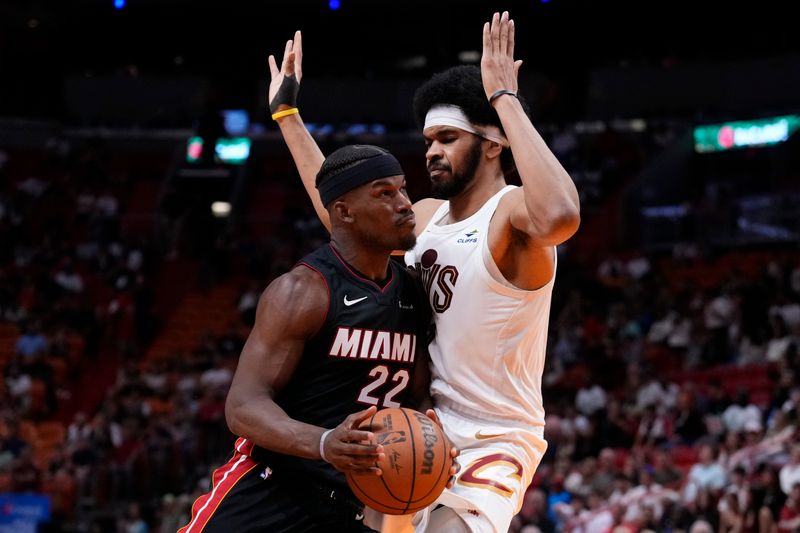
left=15, top=320, right=48, bottom=360
left=53, top=257, right=85, bottom=295
left=688, top=519, right=714, bottom=533
left=717, top=466, right=752, bottom=528
left=651, top=448, right=683, bottom=489
left=684, top=444, right=726, bottom=502
left=673, top=387, right=707, bottom=444
left=701, top=377, right=731, bottom=416
left=594, top=399, right=635, bottom=449
left=718, top=490, right=751, bottom=533
left=778, top=483, right=800, bottom=532
left=158, top=493, right=189, bottom=533
left=780, top=444, right=800, bottom=496
left=547, top=475, right=574, bottom=527
left=575, top=381, right=607, bottom=417
left=591, top=448, right=620, bottom=498
left=722, top=389, right=763, bottom=434
left=5, top=360, right=32, bottom=410
left=766, top=314, right=794, bottom=363
left=11, top=446, right=40, bottom=492
left=771, top=292, right=800, bottom=333
left=636, top=371, right=679, bottom=412
left=751, top=463, right=787, bottom=530
left=635, top=404, right=672, bottom=448
left=702, top=287, right=738, bottom=365
left=119, top=502, right=149, bottom=533
left=676, top=487, right=720, bottom=532
left=0, top=418, right=29, bottom=459
left=516, top=488, right=556, bottom=533
left=67, top=411, right=93, bottom=445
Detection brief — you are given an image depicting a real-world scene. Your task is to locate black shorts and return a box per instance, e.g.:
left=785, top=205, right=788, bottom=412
left=178, top=452, right=376, bottom=533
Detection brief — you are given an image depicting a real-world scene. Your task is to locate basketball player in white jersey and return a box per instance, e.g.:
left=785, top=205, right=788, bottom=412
left=268, top=11, right=580, bottom=533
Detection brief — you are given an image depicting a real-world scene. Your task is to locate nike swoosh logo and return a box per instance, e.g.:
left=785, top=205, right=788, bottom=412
left=475, top=430, right=508, bottom=440
left=343, top=295, right=368, bottom=306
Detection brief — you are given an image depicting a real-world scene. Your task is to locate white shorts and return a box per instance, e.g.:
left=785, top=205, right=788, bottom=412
left=412, top=402, right=547, bottom=533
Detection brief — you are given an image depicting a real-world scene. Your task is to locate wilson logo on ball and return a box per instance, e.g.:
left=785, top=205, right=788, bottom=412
left=414, top=412, right=439, bottom=475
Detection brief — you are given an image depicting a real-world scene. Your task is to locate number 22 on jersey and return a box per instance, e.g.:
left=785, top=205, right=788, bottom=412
left=358, top=365, right=409, bottom=408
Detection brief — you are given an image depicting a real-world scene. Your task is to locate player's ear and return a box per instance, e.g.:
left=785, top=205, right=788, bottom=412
left=332, top=200, right=354, bottom=223
left=485, top=140, right=503, bottom=160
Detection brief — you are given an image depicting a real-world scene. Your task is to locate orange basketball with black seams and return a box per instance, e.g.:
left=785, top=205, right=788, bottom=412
left=346, top=407, right=453, bottom=515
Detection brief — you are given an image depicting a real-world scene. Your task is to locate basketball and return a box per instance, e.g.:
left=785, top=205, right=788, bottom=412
left=346, top=407, right=453, bottom=515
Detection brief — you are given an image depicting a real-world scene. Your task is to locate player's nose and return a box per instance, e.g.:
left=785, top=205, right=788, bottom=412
left=425, top=141, right=443, bottom=162
left=395, top=192, right=412, bottom=213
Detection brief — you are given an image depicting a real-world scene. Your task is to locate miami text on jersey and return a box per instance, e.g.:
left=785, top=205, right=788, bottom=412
left=328, top=327, right=417, bottom=363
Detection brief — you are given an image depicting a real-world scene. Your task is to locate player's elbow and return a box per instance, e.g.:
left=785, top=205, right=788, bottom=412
left=225, top=392, right=247, bottom=437
left=532, top=206, right=580, bottom=245
left=552, top=207, right=581, bottom=241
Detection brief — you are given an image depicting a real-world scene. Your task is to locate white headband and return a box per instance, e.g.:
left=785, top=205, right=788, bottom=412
left=423, top=104, right=509, bottom=147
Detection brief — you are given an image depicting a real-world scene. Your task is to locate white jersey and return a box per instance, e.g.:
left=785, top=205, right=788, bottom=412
left=405, top=185, right=555, bottom=428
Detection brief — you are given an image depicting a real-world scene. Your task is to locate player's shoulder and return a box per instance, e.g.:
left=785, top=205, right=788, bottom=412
left=412, top=197, right=446, bottom=228
left=495, top=185, right=524, bottom=211
left=250, top=265, right=329, bottom=337
left=260, top=265, right=329, bottom=313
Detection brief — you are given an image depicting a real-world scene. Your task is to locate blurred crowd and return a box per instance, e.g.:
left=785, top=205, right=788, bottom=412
left=512, top=248, right=800, bottom=533
left=1, top=120, right=799, bottom=533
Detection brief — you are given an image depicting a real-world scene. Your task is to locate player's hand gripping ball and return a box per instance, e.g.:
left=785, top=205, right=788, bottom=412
left=346, top=407, right=454, bottom=514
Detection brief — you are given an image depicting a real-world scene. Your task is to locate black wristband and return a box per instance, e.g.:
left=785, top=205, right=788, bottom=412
left=489, top=89, right=518, bottom=105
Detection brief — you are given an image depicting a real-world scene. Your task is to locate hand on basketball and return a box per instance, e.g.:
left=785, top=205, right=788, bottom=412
left=481, top=11, right=522, bottom=102
left=425, top=409, right=461, bottom=489
left=321, top=405, right=386, bottom=475
left=268, top=30, right=303, bottom=113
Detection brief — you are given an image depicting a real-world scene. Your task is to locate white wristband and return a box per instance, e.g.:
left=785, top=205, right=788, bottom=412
left=319, top=429, right=334, bottom=463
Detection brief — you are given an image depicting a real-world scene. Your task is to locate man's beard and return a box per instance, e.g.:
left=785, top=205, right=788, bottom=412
left=430, top=137, right=482, bottom=199
left=398, top=233, right=417, bottom=251
left=361, top=228, right=417, bottom=252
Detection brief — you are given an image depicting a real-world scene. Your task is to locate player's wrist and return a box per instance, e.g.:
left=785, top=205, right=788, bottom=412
left=270, top=103, right=295, bottom=113
left=488, top=89, right=518, bottom=107
left=272, top=107, right=299, bottom=121
left=319, top=428, right=334, bottom=462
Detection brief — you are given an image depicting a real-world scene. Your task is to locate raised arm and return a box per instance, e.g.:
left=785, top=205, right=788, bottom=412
left=225, top=266, right=382, bottom=473
left=268, top=31, right=331, bottom=231
left=482, top=12, right=580, bottom=247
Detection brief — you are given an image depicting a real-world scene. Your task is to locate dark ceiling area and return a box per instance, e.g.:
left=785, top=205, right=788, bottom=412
left=1, top=0, right=796, bottom=121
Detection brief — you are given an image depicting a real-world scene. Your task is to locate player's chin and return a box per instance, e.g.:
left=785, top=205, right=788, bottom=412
left=396, top=232, right=417, bottom=251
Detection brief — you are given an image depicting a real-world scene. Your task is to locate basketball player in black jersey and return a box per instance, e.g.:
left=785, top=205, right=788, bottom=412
left=178, top=146, right=436, bottom=533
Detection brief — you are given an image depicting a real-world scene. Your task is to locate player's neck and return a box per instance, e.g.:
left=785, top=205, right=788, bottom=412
left=329, top=239, right=391, bottom=283
left=444, top=172, right=506, bottom=223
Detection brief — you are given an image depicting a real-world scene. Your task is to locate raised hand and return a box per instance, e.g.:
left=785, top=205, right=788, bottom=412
left=481, top=11, right=522, bottom=104
left=268, top=30, right=303, bottom=113
left=321, top=405, right=386, bottom=475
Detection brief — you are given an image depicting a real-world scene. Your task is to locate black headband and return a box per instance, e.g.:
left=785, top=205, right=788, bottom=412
left=316, top=153, right=404, bottom=206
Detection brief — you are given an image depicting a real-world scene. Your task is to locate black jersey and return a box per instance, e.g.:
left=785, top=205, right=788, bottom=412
left=249, top=244, right=430, bottom=491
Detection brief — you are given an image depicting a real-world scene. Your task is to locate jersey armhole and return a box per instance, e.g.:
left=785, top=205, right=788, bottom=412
left=479, top=226, right=558, bottom=297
